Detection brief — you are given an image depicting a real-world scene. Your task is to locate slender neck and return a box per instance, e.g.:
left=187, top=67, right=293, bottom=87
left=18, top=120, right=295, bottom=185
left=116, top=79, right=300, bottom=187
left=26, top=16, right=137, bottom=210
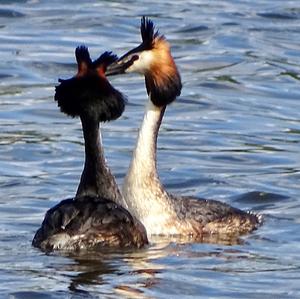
left=76, top=115, right=123, bottom=205
left=127, top=98, right=166, bottom=183
left=123, top=96, right=178, bottom=231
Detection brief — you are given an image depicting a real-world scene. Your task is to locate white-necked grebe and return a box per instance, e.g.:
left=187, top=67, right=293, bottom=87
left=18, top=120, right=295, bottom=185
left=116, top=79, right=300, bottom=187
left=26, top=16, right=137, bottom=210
left=107, top=17, right=262, bottom=238
left=32, top=46, right=148, bottom=251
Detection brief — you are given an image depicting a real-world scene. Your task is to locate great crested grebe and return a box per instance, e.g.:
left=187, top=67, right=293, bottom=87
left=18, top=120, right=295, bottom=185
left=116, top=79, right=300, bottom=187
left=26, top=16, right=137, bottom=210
left=32, top=46, right=148, bottom=251
left=107, top=17, right=262, bottom=238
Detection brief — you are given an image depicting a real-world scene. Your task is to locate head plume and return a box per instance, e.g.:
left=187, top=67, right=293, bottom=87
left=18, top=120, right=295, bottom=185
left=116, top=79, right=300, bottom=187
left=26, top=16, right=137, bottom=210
left=105, top=17, right=182, bottom=107
left=140, top=16, right=162, bottom=49
left=55, top=45, right=126, bottom=122
left=93, top=51, right=118, bottom=69
left=75, top=45, right=92, bottom=66
left=140, top=17, right=182, bottom=106
left=75, top=46, right=92, bottom=76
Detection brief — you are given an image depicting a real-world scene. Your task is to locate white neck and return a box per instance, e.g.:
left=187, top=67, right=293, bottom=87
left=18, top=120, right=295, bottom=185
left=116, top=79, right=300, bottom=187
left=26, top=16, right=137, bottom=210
left=129, top=100, right=161, bottom=178
left=122, top=98, right=177, bottom=235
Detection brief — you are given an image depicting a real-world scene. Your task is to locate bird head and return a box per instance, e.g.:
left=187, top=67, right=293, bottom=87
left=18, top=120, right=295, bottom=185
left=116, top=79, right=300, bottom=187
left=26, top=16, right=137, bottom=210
left=106, top=17, right=182, bottom=107
left=55, top=46, right=126, bottom=122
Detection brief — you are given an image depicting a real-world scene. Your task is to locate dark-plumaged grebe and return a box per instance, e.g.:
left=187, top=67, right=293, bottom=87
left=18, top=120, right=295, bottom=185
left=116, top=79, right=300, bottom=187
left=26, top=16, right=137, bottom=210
left=107, top=17, right=262, bottom=239
left=32, top=46, right=148, bottom=251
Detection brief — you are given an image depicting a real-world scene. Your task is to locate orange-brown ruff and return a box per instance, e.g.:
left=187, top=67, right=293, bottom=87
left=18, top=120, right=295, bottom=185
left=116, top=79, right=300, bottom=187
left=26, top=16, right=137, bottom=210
left=143, top=38, right=179, bottom=104
left=107, top=17, right=262, bottom=240
left=32, top=46, right=148, bottom=251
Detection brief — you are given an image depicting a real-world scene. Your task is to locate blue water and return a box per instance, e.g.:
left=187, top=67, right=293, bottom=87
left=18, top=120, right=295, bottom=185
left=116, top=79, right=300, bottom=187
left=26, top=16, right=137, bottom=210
left=0, top=0, right=300, bottom=298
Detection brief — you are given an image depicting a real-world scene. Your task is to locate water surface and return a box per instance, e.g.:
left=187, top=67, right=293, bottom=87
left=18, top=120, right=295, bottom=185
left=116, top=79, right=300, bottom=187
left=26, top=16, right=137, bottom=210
left=0, top=0, right=300, bottom=298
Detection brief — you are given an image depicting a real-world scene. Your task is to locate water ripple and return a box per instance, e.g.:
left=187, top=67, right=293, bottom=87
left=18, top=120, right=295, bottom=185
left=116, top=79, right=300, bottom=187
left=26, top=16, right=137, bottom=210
left=0, top=0, right=300, bottom=298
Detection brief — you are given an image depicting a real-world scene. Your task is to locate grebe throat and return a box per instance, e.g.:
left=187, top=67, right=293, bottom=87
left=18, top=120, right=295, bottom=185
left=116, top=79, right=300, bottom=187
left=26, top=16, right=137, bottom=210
left=76, top=115, right=127, bottom=208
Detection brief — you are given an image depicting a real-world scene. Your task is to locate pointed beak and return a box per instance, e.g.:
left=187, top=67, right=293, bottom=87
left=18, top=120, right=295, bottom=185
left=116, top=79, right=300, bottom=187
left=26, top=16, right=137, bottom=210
left=106, top=55, right=137, bottom=76
left=106, top=46, right=141, bottom=76
left=105, top=59, right=129, bottom=76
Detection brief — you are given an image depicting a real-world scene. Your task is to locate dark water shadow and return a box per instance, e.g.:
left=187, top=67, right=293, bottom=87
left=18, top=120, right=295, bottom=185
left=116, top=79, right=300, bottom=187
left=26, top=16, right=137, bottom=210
left=46, top=248, right=152, bottom=298
left=232, top=191, right=289, bottom=204
left=67, top=257, right=114, bottom=296
left=0, top=8, right=25, bottom=18
left=257, top=12, right=298, bottom=20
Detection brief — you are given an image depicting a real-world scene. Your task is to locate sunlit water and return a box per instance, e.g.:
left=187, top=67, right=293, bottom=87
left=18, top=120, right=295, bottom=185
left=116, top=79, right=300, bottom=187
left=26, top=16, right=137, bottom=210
left=0, top=0, right=300, bottom=298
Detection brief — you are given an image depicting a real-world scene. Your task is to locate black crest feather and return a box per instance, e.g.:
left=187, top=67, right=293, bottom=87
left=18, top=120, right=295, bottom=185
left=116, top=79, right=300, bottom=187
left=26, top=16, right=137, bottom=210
left=75, top=45, right=92, bottom=66
left=93, top=51, right=118, bottom=68
left=55, top=46, right=126, bottom=122
left=140, top=16, right=161, bottom=49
